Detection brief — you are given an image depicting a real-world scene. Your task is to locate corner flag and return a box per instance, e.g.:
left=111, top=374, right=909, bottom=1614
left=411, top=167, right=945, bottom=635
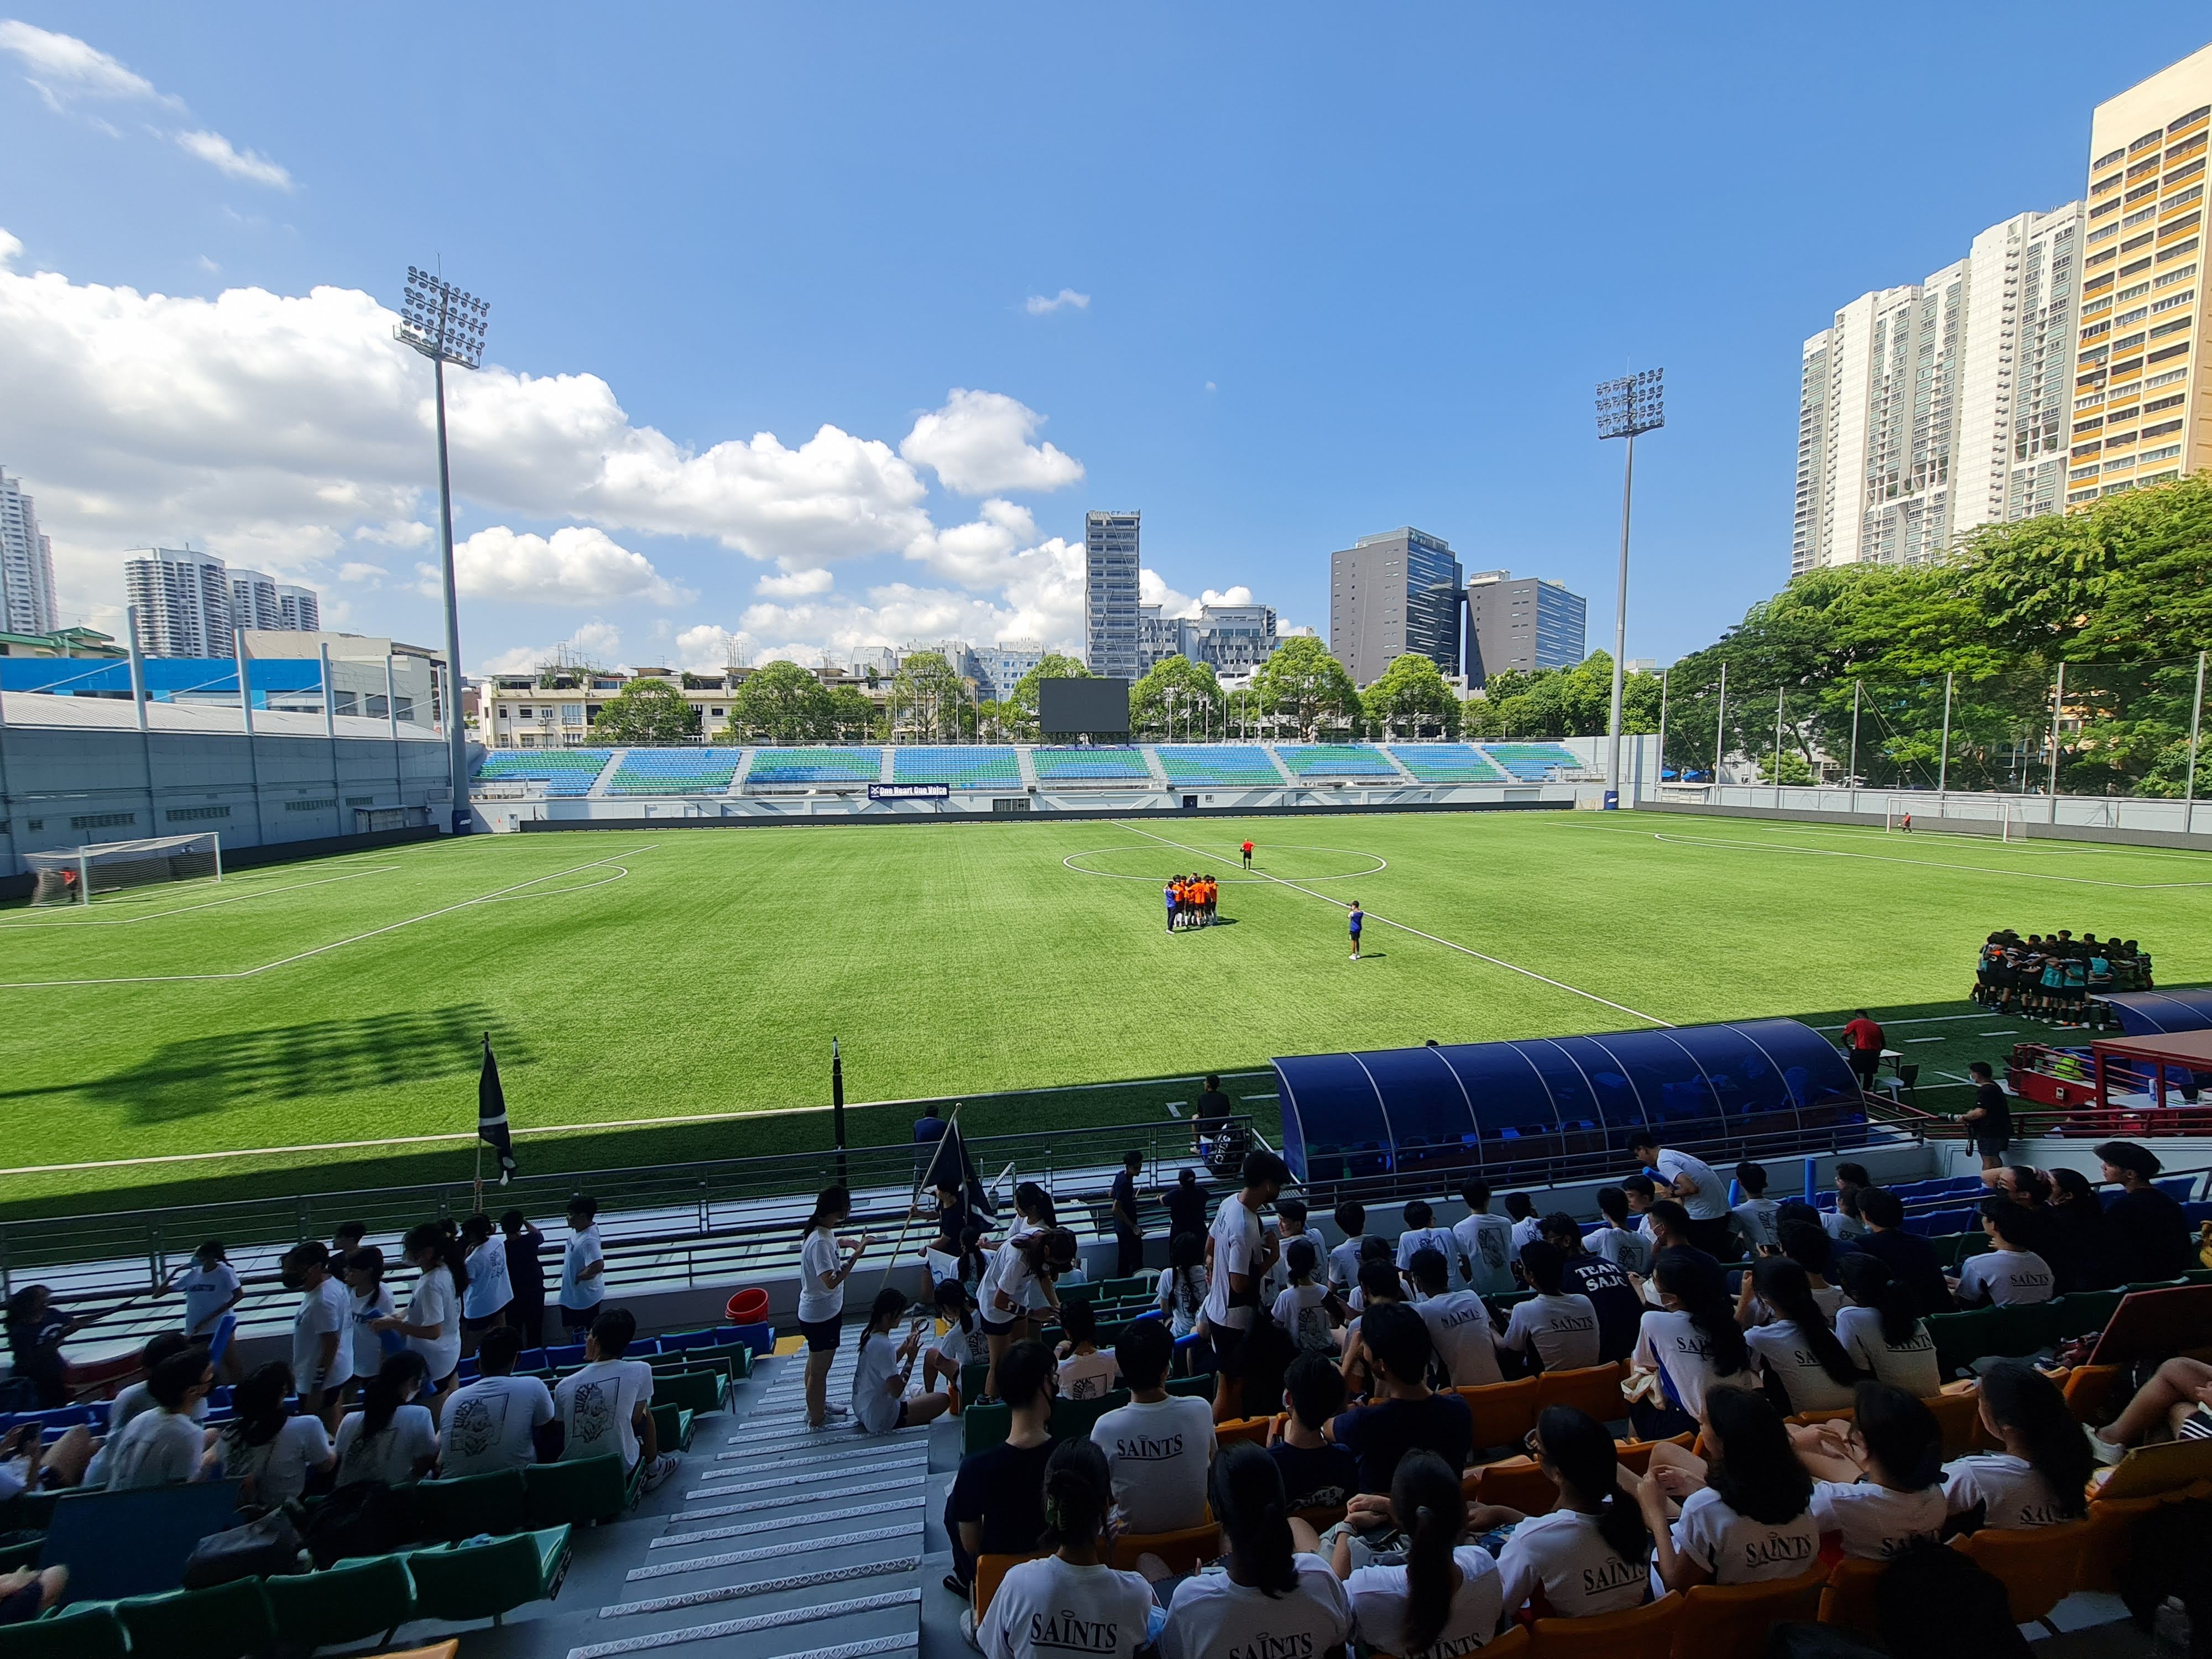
left=920, top=1119, right=993, bottom=1218
left=478, top=1033, right=518, bottom=1185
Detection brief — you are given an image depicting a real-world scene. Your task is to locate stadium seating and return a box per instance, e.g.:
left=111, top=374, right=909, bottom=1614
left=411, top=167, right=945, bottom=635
left=1386, top=742, right=1509, bottom=782
left=1274, top=743, right=1400, bottom=779
left=744, top=747, right=884, bottom=784
left=1480, top=742, right=1584, bottom=780
left=1031, top=745, right=1152, bottom=781
left=473, top=749, right=613, bottom=796
left=1154, top=745, right=1283, bottom=786
left=605, top=748, right=744, bottom=795
left=890, top=746, right=1021, bottom=789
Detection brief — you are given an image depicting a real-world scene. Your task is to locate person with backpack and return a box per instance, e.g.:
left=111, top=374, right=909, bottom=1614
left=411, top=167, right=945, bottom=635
left=214, top=1361, right=335, bottom=1509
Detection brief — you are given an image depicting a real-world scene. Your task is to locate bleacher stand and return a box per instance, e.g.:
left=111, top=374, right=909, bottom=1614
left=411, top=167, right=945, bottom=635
left=1274, top=743, right=1399, bottom=779
left=1030, top=747, right=1151, bottom=782
left=1480, top=742, right=1583, bottom=780
left=473, top=750, right=613, bottom=797
left=604, top=749, right=745, bottom=795
left=889, top=747, right=1021, bottom=789
left=1154, top=745, right=1282, bottom=786
left=1387, top=743, right=1509, bottom=782
left=744, top=747, right=885, bottom=785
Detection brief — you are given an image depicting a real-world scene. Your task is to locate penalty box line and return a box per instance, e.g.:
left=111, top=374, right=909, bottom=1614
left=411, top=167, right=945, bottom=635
left=0, top=846, right=660, bottom=991
left=1112, top=821, right=1672, bottom=1029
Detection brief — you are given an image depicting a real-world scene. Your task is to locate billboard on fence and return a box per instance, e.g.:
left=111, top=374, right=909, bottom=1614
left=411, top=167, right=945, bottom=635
left=1040, top=677, right=1130, bottom=736
left=868, top=782, right=950, bottom=800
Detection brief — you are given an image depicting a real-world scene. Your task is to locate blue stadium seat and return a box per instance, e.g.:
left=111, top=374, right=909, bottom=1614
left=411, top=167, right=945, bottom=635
left=890, top=747, right=1021, bottom=789
left=605, top=748, right=744, bottom=795
left=1155, top=745, right=1282, bottom=786
left=1386, top=743, right=1507, bottom=782
left=473, top=750, right=613, bottom=796
left=1031, top=746, right=1151, bottom=781
left=1276, top=744, right=1398, bottom=778
left=744, top=747, right=885, bottom=784
left=1480, top=743, right=1583, bottom=781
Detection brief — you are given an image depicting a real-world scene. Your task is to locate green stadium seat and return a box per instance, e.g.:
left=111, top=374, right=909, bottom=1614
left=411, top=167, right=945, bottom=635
left=405, top=1524, right=571, bottom=1624
left=648, top=1342, right=752, bottom=1382
left=1166, top=1375, right=1215, bottom=1400
left=523, top=1453, right=634, bottom=1527
left=960, top=1361, right=989, bottom=1404
left=2053, top=1289, right=2124, bottom=1337
left=0, top=1536, right=41, bottom=1573
left=265, top=1553, right=416, bottom=1649
left=653, top=1367, right=726, bottom=1415
left=410, top=1467, right=529, bottom=1542
left=650, top=1401, right=696, bottom=1452
left=962, top=1401, right=1012, bottom=1457
left=0, top=1492, right=58, bottom=1535
left=113, top=1578, right=276, bottom=1659
left=0, top=1605, right=129, bottom=1659
left=1986, top=1303, right=2058, bottom=1359
left=1050, top=1391, right=1128, bottom=1443
left=1929, top=1307, right=2002, bottom=1379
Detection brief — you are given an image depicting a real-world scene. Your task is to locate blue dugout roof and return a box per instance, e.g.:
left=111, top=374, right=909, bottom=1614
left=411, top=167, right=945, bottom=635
left=1272, top=1018, right=1863, bottom=1183
left=2104, top=989, right=2212, bottom=1037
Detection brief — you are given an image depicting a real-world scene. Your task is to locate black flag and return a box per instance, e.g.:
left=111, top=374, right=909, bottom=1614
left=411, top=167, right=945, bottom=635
left=921, top=1120, right=993, bottom=1219
left=478, top=1033, right=517, bottom=1184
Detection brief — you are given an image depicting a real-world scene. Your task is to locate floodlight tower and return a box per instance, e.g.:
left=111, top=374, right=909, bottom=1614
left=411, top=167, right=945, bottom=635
left=396, top=267, right=491, bottom=835
left=1595, top=368, right=1664, bottom=807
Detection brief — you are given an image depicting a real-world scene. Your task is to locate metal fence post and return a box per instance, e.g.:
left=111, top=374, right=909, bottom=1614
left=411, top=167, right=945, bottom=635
left=2047, top=662, right=2065, bottom=825
left=1936, top=671, right=1953, bottom=801
left=2185, top=650, right=2205, bottom=837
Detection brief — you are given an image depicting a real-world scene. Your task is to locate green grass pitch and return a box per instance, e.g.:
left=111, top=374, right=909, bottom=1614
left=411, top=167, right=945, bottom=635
left=2, top=810, right=2205, bottom=1214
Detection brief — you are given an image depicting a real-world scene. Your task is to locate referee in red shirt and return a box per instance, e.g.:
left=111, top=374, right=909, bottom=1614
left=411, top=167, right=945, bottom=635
left=1841, top=1009, right=1886, bottom=1093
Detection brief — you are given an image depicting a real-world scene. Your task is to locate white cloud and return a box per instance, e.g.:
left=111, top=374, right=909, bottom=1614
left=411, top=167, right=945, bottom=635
left=337, top=561, right=387, bottom=586
left=175, top=130, right=293, bottom=191
left=900, top=389, right=1083, bottom=496
left=1140, top=568, right=1196, bottom=619
left=440, top=525, right=691, bottom=607
left=355, top=519, right=432, bottom=549
left=1025, top=289, right=1090, bottom=316
left=1200, top=586, right=1253, bottom=607
left=197, top=255, right=221, bottom=275
left=675, top=623, right=751, bottom=671
left=0, top=20, right=176, bottom=106
left=477, top=620, right=622, bottom=677
left=755, top=567, right=834, bottom=598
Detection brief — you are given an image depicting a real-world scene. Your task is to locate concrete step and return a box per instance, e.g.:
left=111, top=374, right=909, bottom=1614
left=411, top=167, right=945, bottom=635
left=588, top=1562, right=923, bottom=1641
left=651, top=1495, right=930, bottom=1561
left=563, top=1585, right=921, bottom=1658
left=684, top=1456, right=929, bottom=1503
left=677, top=1472, right=927, bottom=1523
left=626, top=1519, right=925, bottom=1586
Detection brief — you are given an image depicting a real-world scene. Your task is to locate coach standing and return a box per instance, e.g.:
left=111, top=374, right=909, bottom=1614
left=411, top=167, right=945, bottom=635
left=1841, top=1009, right=1886, bottom=1094
left=1110, top=1151, right=1146, bottom=1279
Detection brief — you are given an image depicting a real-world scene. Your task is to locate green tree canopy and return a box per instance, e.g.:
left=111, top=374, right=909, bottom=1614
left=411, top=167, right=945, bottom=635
left=724, top=659, right=833, bottom=744
left=1362, top=651, right=1462, bottom=739
left=1460, top=652, right=1659, bottom=742
left=1000, top=653, right=1092, bottom=740
left=1250, top=637, right=1360, bottom=740
left=591, top=676, right=700, bottom=744
left=1130, top=655, right=1224, bottom=739
left=888, top=650, right=970, bottom=742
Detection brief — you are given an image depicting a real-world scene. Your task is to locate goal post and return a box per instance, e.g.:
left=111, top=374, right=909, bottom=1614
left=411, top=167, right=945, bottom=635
left=25, top=833, right=222, bottom=905
left=1884, top=797, right=1913, bottom=832
left=1997, top=800, right=2024, bottom=843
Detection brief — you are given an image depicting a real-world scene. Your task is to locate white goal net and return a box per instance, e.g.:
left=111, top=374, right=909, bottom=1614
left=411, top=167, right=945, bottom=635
left=25, top=833, right=222, bottom=905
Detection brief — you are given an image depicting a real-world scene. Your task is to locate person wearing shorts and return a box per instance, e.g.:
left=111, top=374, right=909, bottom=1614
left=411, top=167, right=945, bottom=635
left=1348, top=900, right=1363, bottom=961
left=797, top=1185, right=872, bottom=1428
left=1241, top=841, right=1254, bottom=870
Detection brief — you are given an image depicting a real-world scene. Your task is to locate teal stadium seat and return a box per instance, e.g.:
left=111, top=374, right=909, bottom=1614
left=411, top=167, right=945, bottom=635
left=1386, top=743, right=1508, bottom=782
left=1154, top=746, right=1282, bottom=786
left=114, top=1579, right=277, bottom=1659
left=404, top=1525, right=571, bottom=1625
left=1275, top=743, right=1397, bottom=778
left=0, top=1606, right=129, bottom=1658
left=1031, top=745, right=1152, bottom=781
left=606, top=748, right=744, bottom=795
left=745, top=747, right=885, bottom=784
left=264, top=1554, right=416, bottom=1650
left=1480, top=743, right=1583, bottom=780
left=890, top=747, right=1021, bottom=789
left=473, top=749, right=613, bottom=796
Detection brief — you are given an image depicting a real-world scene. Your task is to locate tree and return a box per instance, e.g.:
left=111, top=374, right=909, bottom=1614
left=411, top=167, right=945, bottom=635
left=1250, top=637, right=1360, bottom=740
left=1459, top=652, right=1659, bottom=743
left=724, top=659, right=833, bottom=744
left=827, top=685, right=878, bottom=743
left=591, top=676, right=699, bottom=744
left=888, top=650, right=970, bottom=742
left=1362, top=651, right=1460, bottom=740
left=1000, top=653, right=1092, bottom=740
left=1130, top=655, right=1224, bottom=739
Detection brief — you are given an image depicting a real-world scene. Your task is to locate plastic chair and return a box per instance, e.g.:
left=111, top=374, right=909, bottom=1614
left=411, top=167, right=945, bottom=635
left=406, top=1524, right=571, bottom=1625
left=2078, top=1485, right=2200, bottom=1594
left=1615, top=1432, right=1693, bottom=1474
left=1468, top=1457, right=1557, bottom=1515
left=1214, top=1414, right=1277, bottom=1449
left=264, top=1552, right=416, bottom=1650
left=1455, top=1377, right=1540, bottom=1453
left=1108, top=1518, right=1219, bottom=1573
left=2062, top=1363, right=2125, bottom=1423
left=1672, top=1562, right=1829, bottom=1659
left=113, top=1579, right=277, bottom=1659
left=410, top=1467, right=529, bottom=1542
left=523, top=1453, right=634, bottom=1527
left=0, top=1605, right=130, bottom=1658
left=974, top=1551, right=1050, bottom=1620
left=1817, top=1557, right=1884, bottom=1630
left=1529, top=1590, right=1682, bottom=1654
left=1533, top=1362, right=1627, bottom=1425
left=1921, top=1390, right=1984, bottom=1458
left=1953, top=1518, right=2089, bottom=1626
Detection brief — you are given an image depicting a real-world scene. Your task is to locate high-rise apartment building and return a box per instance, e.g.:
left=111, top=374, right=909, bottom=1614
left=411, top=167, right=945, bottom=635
left=1327, top=527, right=1461, bottom=686
left=1793, top=204, right=2084, bottom=574
left=229, top=569, right=285, bottom=632
left=278, top=583, right=321, bottom=632
left=1464, top=571, right=1587, bottom=684
left=1083, top=510, right=1140, bottom=680
left=124, top=546, right=232, bottom=657
left=0, top=468, right=59, bottom=635
left=2067, top=47, right=2210, bottom=506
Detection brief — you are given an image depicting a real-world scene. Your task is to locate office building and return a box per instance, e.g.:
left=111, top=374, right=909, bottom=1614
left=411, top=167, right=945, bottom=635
left=1464, top=571, right=1588, bottom=684
left=971, top=640, right=1044, bottom=701
left=1083, top=510, right=1141, bottom=680
left=1793, top=203, right=2085, bottom=573
left=1327, top=526, right=1461, bottom=686
left=2067, top=47, right=2210, bottom=505
left=1136, top=601, right=1280, bottom=674
left=124, top=546, right=232, bottom=658
left=0, top=468, right=59, bottom=635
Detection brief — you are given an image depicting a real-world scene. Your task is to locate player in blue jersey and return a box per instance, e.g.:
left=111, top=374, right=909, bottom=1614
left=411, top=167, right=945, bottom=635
left=1348, top=899, right=1364, bottom=961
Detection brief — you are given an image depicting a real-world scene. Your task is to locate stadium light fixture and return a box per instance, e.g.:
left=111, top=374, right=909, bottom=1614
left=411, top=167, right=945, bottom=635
left=1595, top=368, right=1663, bottom=806
left=396, top=265, right=492, bottom=835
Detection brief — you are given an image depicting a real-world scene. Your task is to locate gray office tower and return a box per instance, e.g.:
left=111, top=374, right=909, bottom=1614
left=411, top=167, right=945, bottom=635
left=1464, top=570, right=1587, bottom=685
left=1083, top=510, right=1141, bottom=680
left=1327, top=527, right=1462, bottom=686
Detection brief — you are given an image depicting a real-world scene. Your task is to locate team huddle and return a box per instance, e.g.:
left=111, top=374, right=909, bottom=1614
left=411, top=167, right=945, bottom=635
left=1164, top=874, right=1222, bottom=931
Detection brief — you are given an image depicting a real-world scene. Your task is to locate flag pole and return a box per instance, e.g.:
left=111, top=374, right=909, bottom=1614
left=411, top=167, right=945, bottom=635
left=873, top=1102, right=962, bottom=1300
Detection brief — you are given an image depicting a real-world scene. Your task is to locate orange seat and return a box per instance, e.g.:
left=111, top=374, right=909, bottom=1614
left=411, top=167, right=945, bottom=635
left=376, top=1647, right=461, bottom=1659
left=1817, top=1557, right=1885, bottom=1631
left=974, top=1552, right=1050, bottom=1620
left=1470, top=1456, right=1558, bottom=1516
left=1456, top=1378, right=1541, bottom=1453
left=1528, top=1591, right=1682, bottom=1655
left=1671, top=1563, right=1829, bottom=1659
left=1953, top=1520, right=2089, bottom=1625
left=1213, top=1414, right=1275, bottom=1448
left=2062, top=1364, right=2125, bottom=1424
left=1108, top=1520, right=1219, bottom=1573
left=1615, top=1432, right=1692, bottom=1474
left=2079, top=1485, right=2198, bottom=1594
left=1921, top=1390, right=1984, bottom=1458
left=1533, top=1361, right=1627, bottom=1425
left=1785, top=1406, right=1855, bottom=1430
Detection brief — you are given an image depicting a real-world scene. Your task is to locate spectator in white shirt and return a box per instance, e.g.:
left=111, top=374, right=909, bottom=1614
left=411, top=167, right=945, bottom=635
left=557, top=1194, right=606, bottom=1339
left=1091, top=1318, right=1216, bottom=1534
left=1771, top=1219, right=1847, bottom=1323
left=1629, top=1133, right=1733, bottom=1256
left=1636, top=1386, right=1818, bottom=1591
left=1157, top=1232, right=1210, bottom=1341
left=982, top=1228, right=1078, bottom=1400
left=458, top=1212, right=514, bottom=1355
left=213, top=1361, right=334, bottom=1510
left=1327, top=1199, right=1370, bottom=1294
left=795, top=1184, right=875, bottom=1428
left=1949, top=1200, right=2055, bottom=1308
left=439, top=1326, right=555, bottom=1475
left=1587, top=1187, right=1655, bottom=1277
left=852, top=1287, right=954, bottom=1435
left=1265, top=1198, right=1329, bottom=1303
left=1728, top=1162, right=1782, bottom=1252
left=1504, top=1192, right=1542, bottom=1255
left=924, top=1278, right=992, bottom=1405
left=1474, top=1406, right=1652, bottom=1619
left=372, top=1224, right=467, bottom=1418
left=1394, top=1199, right=1463, bottom=1297
left=1631, top=1249, right=1756, bottom=1438
left=1832, top=1255, right=1940, bottom=1397
left=281, top=1240, right=352, bottom=1426
left=1741, top=1258, right=1862, bottom=1415
left=1503, top=1242, right=1601, bottom=1374
left=168, top=1239, right=243, bottom=1373
left=100, top=1347, right=215, bottom=1491
left=1452, top=1180, right=1519, bottom=1296
left=1941, top=1360, right=2090, bottom=1532
left=1826, top=1164, right=1873, bottom=1244
left=1332, top=1448, right=1504, bottom=1654
left=1405, top=1248, right=1501, bottom=1387
left=1056, top=1297, right=1124, bottom=1400
left=1270, top=1240, right=1344, bottom=1356
left=1202, top=1151, right=1287, bottom=1390
left=1788, top=1384, right=1948, bottom=1561
left=340, top=1247, right=398, bottom=1405
left=334, top=1352, right=439, bottom=1488
left=552, top=1306, right=680, bottom=1491
left=978, top=1437, right=1156, bottom=1659
left=1164, top=1442, right=1354, bottom=1659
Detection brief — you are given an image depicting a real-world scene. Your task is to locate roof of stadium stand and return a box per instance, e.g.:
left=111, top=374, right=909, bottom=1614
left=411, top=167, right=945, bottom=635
left=2105, top=988, right=2212, bottom=1037
left=0, top=688, right=443, bottom=742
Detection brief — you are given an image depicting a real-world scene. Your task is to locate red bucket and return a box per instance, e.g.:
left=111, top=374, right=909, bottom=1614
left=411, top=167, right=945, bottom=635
left=725, top=1286, right=770, bottom=1324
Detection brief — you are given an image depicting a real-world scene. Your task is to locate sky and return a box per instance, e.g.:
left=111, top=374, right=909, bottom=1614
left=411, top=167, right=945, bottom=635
left=2, top=6, right=2208, bottom=679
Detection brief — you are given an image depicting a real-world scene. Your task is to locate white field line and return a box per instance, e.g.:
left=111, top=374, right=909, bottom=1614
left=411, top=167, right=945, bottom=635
left=1664, top=816, right=2212, bottom=868
left=1112, top=821, right=1672, bottom=1029
left=0, top=866, right=404, bottom=929
left=0, top=846, right=658, bottom=990
left=1635, top=830, right=2212, bottom=890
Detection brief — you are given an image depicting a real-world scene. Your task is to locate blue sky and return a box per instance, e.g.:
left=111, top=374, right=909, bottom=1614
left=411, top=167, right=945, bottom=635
left=2, top=6, right=2208, bottom=674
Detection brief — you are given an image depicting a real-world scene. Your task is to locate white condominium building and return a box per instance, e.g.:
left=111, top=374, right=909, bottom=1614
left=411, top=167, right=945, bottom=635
left=1, top=468, right=59, bottom=635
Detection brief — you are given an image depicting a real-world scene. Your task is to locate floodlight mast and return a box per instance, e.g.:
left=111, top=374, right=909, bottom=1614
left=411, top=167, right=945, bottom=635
left=1594, top=368, right=1664, bottom=809
left=395, top=267, right=491, bottom=835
